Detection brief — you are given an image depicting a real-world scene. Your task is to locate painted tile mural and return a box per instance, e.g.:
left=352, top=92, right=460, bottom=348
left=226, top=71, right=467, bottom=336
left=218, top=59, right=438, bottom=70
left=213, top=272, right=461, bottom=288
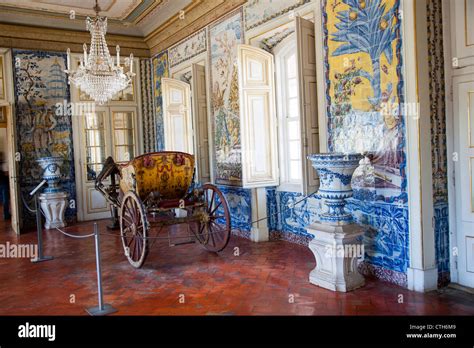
left=168, top=28, right=207, bottom=68
left=321, top=0, right=409, bottom=284
left=140, top=59, right=156, bottom=153
left=427, top=0, right=450, bottom=285
left=266, top=188, right=320, bottom=245
left=209, top=9, right=244, bottom=185
left=13, top=50, right=76, bottom=221
left=244, top=0, right=311, bottom=30
left=323, top=0, right=406, bottom=203
left=260, top=27, right=295, bottom=53
left=217, top=185, right=252, bottom=232
left=152, top=51, right=169, bottom=151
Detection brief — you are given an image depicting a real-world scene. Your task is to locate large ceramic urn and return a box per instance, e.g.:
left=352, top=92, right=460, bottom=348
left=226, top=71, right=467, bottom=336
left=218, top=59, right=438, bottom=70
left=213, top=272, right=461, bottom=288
left=307, top=153, right=362, bottom=225
left=306, top=152, right=365, bottom=292
left=37, top=156, right=68, bottom=229
left=37, top=156, right=64, bottom=193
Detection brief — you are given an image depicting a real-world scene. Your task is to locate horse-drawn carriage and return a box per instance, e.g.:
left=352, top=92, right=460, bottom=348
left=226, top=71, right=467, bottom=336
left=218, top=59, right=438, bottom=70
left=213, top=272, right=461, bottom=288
left=95, top=151, right=231, bottom=268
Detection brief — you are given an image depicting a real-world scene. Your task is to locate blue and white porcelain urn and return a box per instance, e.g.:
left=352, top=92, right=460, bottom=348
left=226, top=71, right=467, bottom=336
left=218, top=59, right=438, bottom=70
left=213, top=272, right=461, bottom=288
left=307, top=153, right=363, bottom=225
left=37, top=156, right=64, bottom=193
left=37, top=156, right=68, bottom=229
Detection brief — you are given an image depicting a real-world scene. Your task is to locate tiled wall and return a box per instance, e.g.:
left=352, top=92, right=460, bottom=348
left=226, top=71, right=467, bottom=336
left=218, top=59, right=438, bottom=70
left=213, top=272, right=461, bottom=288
left=267, top=188, right=320, bottom=245
left=427, top=0, right=450, bottom=286
left=208, top=9, right=244, bottom=186
left=148, top=0, right=312, bottom=239
left=320, top=0, right=409, bottom=285
left=217, top=185, right=252, bottom=237
left=140, top=59, right=156, bottom=153
left=151, top=51, right=169, bottom=151
left=145, top=0, right=450, bottom=288
left=12, top=49, right=77, bottom=226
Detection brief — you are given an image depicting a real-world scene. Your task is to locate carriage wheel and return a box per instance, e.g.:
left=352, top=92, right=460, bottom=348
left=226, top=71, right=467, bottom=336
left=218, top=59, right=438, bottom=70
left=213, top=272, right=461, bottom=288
left=120, top=191, right=149, bottom=268
left=193, top=183, right=231, bottom=252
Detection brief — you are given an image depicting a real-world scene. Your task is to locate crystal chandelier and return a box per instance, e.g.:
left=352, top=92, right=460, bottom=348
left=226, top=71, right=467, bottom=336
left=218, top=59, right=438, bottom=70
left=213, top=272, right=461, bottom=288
left=65, top=0, right=135, bottom=105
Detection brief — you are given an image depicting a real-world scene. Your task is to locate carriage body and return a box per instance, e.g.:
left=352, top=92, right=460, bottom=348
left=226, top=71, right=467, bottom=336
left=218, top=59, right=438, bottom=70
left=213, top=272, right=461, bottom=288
left=119, top=152, right=195, bottom=202
left=95, top=151, right=231, bottom=268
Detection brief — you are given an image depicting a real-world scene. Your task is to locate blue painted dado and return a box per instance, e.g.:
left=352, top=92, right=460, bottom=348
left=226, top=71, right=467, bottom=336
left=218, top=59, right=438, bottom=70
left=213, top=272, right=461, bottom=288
left=266, top=188, right=321, bottom=243
left=434, top=203, right=450, bottom=276
left=217, top=185, right=252, bottom=232
left=266, top=187, right=410, bottom=278
left=346, top=198, right=409, bottom=275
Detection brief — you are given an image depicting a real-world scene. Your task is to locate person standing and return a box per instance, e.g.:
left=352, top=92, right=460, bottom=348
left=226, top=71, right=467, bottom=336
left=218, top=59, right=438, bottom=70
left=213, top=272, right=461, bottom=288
left=0, top=152, right=10, bottom=220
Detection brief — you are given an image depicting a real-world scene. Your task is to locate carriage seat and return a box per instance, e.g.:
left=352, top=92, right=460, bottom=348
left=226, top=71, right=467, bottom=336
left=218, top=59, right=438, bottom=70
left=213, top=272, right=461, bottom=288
left=119, top=151, right=195, bottom=201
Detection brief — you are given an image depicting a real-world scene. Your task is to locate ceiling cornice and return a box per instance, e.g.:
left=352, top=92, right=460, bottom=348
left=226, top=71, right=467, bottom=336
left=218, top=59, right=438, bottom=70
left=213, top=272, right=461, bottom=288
left=0, top=0, right=248, bottom=58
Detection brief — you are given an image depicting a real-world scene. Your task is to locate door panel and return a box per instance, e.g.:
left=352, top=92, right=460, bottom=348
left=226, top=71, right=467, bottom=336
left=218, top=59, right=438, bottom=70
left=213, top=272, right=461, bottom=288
left=191, top=64, right=211, bottom=183
left=296, top=16, right=320, bottom=195
left=112, top=109, right=136, bottom=163
left=238, top=44, right=278, bottom=188
left=454, top=79, right=474, bottom=287
left=6, top=104, right=20, bottom=233
left=452, top=0, right=474, bottom=67
left=162, top=78, right=193, bottom=154
left=81, top=108, right=110, bottom=220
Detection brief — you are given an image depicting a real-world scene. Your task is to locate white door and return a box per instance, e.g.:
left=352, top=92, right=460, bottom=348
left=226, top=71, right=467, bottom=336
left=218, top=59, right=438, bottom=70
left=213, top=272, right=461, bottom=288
left=162, top=78, right=193, bottom=154
left=191, top=64, right=211, bottom=183
left=1, top=51, right=20, bottom=233
left=454, top=77, right=474, bottom=287
left=6, top=104, right=20, bottom=233
left=75, top=106, right=139, bottom=221
left=296, top=16, right=320, bottom=195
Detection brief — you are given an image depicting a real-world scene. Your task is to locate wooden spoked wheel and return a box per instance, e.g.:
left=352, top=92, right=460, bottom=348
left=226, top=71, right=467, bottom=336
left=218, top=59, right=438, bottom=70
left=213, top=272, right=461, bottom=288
left=191, top=183, right=231, bottom=252
left=120, top=191, right=149, bottom=268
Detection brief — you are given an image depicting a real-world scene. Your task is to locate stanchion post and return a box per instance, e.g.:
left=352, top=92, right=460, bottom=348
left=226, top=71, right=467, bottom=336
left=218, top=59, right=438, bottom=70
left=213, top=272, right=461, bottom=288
left=31, top=191, right=54, bottom=263
left=86, top=222, right=117, bottom=316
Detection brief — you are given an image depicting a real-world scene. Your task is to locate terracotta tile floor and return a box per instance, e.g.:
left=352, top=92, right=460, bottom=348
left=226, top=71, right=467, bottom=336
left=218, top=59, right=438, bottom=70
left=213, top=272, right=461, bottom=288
left=0, top=219, right=473, bottom=316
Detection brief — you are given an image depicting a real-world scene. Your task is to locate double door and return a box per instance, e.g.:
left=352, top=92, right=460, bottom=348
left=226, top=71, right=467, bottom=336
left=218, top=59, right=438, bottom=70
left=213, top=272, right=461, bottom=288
left=74, top=106, right=138, bottom=221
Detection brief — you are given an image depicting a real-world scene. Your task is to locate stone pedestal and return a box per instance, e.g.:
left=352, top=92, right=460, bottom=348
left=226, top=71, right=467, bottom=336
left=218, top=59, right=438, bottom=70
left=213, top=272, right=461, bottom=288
left=307, top=222, right=365, bottom=292
left=39, top=192, right=68, bottom=229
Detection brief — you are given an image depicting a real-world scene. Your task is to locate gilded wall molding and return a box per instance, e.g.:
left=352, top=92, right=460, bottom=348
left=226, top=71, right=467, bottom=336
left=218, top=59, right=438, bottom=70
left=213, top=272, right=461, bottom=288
left=0, top=0, right=247, bottom=58
left=0, top=23, right=150, bottom=57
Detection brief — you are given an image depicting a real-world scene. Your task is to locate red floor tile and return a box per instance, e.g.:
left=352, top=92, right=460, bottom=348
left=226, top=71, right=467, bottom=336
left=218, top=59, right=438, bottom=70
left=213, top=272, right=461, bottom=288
left=0, top=219, right=473, bottom=316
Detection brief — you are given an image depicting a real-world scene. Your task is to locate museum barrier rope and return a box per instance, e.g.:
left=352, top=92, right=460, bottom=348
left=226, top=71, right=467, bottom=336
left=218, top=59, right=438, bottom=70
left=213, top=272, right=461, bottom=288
left=23, top=187, right=320, bottom=241
left=248, top=191, right=319, bottom=226
left=21, top=181, right=117, bottom=316
left=20, top=181, right=319, bottom=316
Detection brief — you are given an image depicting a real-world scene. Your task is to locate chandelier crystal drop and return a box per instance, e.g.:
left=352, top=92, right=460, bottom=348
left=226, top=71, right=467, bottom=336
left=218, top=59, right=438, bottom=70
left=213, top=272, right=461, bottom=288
left=65, top=0, right=135, bottom=105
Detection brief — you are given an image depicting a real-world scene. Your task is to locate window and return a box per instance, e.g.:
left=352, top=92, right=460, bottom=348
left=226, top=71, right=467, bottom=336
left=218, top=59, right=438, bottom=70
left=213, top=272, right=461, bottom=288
left=275, top=39, right=302, bottom=191
left=84, top=111, right=106, bottom=181
left=113, top=111, right=135, bottom=163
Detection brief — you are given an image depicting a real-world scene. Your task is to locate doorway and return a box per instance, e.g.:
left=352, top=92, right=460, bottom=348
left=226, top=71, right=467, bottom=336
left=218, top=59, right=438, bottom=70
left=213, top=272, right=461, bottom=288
left=0, top=50, right=20, bottom=234
left=71, top=56, right=142, bottom=222
left=453, top=77, right=474, bottom=288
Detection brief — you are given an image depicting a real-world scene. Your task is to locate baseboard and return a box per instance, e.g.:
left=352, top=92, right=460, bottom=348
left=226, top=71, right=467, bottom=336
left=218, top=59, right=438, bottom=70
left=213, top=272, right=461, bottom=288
left=407, top=267, right=439, bottom=292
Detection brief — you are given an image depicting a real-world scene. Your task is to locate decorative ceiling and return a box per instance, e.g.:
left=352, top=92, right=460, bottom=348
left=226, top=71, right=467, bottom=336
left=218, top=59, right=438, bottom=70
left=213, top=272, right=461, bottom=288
left=0, top=0, right=192, bottom=36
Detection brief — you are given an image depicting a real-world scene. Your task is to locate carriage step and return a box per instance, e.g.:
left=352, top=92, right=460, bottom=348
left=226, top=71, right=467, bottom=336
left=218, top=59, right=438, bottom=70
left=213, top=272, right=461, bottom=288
left=169, top=240, right=196, bottom=247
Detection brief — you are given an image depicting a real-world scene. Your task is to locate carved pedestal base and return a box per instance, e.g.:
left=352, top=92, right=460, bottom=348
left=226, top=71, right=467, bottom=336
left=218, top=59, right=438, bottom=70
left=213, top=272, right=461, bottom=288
left=307, top=222, right=365, bottom=292
left=39, top=192, right=68, bottom=229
